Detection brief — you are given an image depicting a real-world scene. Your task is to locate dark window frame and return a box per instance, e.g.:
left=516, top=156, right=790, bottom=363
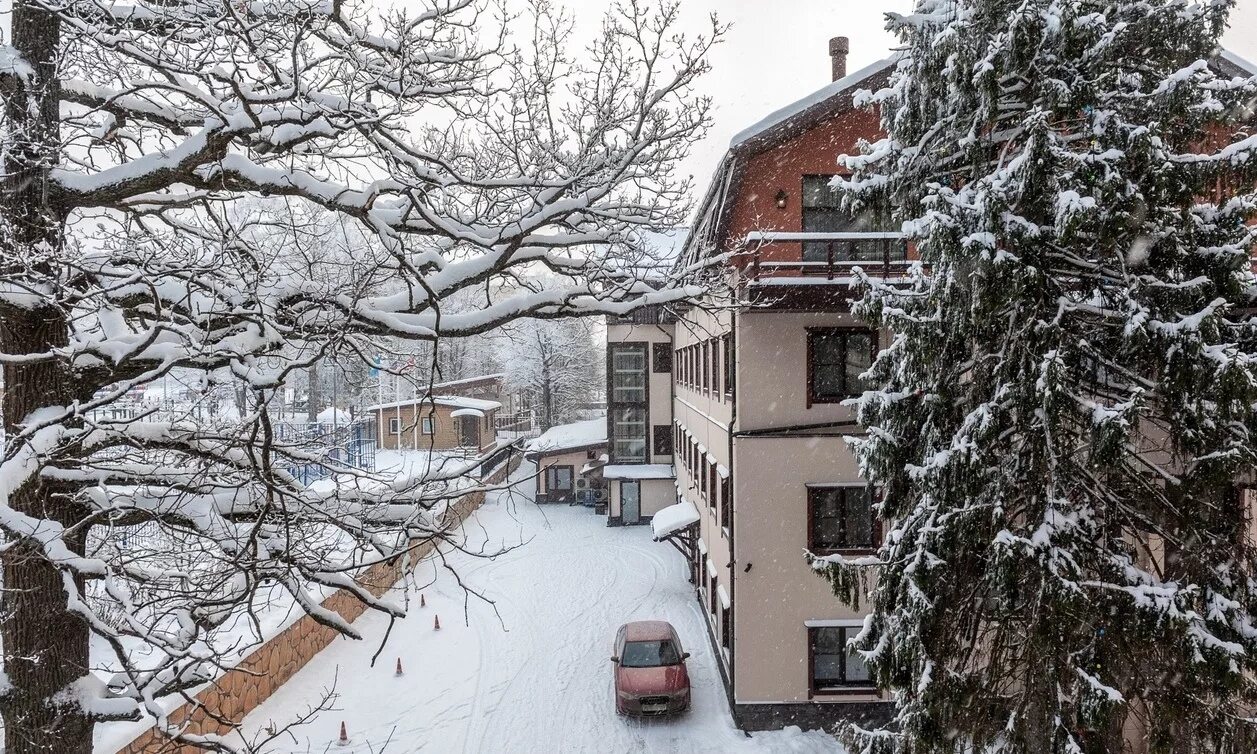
left=723, top=334, right=734, bottom=399
left=721, top=605, right=732, bottom=653
left=545, top=464, right=575, bottom=492
left=800, top=174, right=901, bottom=263
left=807, top=485, right=880, bottom=554
left=720, top=475, right=732, bottom=533
left=808, top=626, right=877, bottom=696
left=806, top=327, right=876, bottom=407
left=710, top=338, right=720, bottom=400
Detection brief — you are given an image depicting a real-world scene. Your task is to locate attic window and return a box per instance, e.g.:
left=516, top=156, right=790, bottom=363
left=801, top=175, right=894, bottom=262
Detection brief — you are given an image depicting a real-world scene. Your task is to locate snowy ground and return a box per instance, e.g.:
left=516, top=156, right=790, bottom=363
left=231, top=464, right=845, bottom=753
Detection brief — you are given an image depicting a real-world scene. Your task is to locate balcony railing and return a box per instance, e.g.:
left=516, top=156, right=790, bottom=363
left=743, top=231, right=910, bottom=282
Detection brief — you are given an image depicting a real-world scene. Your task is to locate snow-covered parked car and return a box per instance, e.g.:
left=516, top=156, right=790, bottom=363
left=611, top=620, right=691, bottom=716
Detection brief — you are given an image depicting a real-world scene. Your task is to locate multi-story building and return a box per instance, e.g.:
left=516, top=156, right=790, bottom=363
left=592, top=38, right=904, bottom=730
left=619, top=37, right=1257, bottom=736
left=654, top=39, right=903, bottom=731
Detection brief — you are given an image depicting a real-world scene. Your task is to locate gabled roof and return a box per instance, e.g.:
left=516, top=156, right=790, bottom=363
left=431, top=372, right=505, bottom=391
left=729, top=56, right=898, bottom=150
left=678, top=57, right=897, bottom=270
left=365, top=395, right=502, bottom=413
left=1216, top=49, right=1257, bottom=79
left=678, top=47, right=1256, bottom=272
left=523, top=417, right=608, bottom=457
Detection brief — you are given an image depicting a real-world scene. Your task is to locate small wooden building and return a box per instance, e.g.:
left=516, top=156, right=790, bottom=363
left=366, top=396, right=501, bottom=453
left=524, top=418, right=608, bottom=504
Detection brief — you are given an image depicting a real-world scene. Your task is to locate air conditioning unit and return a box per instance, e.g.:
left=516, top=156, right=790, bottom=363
left=576, top=478, right=587, bottom=489
left=594, top=488, right=608, bottom=502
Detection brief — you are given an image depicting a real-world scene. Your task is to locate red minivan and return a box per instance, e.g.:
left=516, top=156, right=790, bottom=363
left=611, top=620, right=691, bottom=716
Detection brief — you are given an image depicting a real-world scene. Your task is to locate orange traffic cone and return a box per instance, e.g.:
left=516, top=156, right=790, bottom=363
left=434, top=614, right=441, bottom=631
left=337, top=721, right=349, bottom=746
left=395, top=657, right=404, bottom=677
left=420, top=593, right=426, bottom=608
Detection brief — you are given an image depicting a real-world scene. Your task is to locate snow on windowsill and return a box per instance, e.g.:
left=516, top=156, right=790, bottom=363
left=602, top=463, right=674, bottom=480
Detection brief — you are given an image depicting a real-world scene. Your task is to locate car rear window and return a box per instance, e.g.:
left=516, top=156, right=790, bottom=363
left=620, top=639, right=681, bottom=668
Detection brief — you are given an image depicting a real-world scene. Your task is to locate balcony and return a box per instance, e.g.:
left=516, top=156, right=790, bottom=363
left=742, top=231, right=912, bottom=282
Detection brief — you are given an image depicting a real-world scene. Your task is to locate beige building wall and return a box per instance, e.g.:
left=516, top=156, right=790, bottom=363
left=735, top=311, right=872, bottom=433
left=732, top=433, right=878, bottom=704
left=672, top=302, right=737, bottom=668
left=606, top=321, right=676, bottom=466
left=607, top=478, right=676, bottom=520
left=534, top=448, right=603, bottom=501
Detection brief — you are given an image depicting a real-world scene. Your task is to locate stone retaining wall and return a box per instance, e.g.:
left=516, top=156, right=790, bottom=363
left=116, top=455, right=520, bottom=753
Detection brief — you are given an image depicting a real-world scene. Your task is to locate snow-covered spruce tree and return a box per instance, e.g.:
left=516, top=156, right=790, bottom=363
left=0, top=1, right=719, bottom=751
left=812, top=1, right=1257, bottom=752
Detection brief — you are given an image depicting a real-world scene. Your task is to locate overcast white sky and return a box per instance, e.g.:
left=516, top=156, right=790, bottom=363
left=0, top=0, right=1252, bottom=208
left=571, top=0, right=1257, bottom=205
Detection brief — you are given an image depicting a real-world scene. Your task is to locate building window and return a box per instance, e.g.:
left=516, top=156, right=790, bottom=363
left=421, top=416, right=434, bottom=435
left=723, top=334, right=733, bottom=398
left=652, top=342, right=672, bottom=374
left=807, top=328, right=874, bottom=405
left=611, top=406, right=647, bottom=462
left=653, top=425, right=673, bottom=457
left=809, top=626, right=873, bottom=692
left=388, top=417, right=402, bottom=434
left=808, top=486, right=876, bottom=552
left=545, top=465, right=574, bottom=492
left=801, top=175, right=897, bottom=262
left=709, top=465, right=718, bottom=510
left=710, top=338, right=719, bottom=398
left=720, top=476, right=732, bottom=531
left=721, top=606, right=732, bottom=653
left=610, top=344, right=647, bottom=403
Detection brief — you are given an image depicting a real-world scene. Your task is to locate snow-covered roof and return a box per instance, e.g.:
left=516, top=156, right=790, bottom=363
left=602, top=464, right=675, bottom=480
left=651, top=498, right=700, bottom=540
left=431, top=372, right=506, bottom=391
left=449, top=408, right=485, bottom=418
left=365, top=395, right=502, bottom=413
left=729, top=56, right=897, bottom=147
left=316, top=407, right=352, bottom=424
left=1218, top=48, right=1257, bottom=77
left=524, top=418, right=607, bottom=455
left=580, top=453, right=610, bottom=476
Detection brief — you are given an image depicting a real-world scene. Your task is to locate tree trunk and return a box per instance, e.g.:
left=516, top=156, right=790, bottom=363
left=540, top=356, right=553, bottom=432
left=0, top=5, right=95, bottom=752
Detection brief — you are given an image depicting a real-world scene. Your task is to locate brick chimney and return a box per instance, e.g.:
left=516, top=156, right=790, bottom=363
left=829, top=36, right=849, bottom=81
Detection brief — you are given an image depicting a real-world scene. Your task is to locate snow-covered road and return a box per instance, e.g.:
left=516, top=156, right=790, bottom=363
left=233, top=463, right=844, bottom=753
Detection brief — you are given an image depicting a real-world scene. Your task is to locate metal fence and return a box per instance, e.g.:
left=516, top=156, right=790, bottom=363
left=276, top=419, right=378, bottom=485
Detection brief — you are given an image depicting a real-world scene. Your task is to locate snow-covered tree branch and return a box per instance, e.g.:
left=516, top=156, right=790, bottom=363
left=0, top=0, right=721, bottom=750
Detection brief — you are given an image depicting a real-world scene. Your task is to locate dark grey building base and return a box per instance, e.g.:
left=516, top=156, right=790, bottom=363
left=732, top=700, right=895, bottom=732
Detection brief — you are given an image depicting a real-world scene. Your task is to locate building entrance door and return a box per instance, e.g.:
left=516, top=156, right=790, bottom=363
left=622, top=481, right=641, bottom=524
